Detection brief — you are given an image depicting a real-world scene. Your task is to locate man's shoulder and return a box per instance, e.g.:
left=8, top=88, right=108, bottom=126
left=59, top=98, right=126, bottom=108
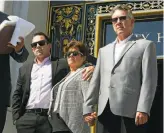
left=136, top=38, right=153, bottom=44
left=20, top=59, right=33, bottom=69
left=100, top=42, right=114, bottom=52
left=51, top=58, right=68, bottom=68
left=131, top=34, right=153, bottom=44
left=135, top=38, right=154, bottom=48
left=58, top=58, right=67, bottom=63
left=51, top=58, right=67, bottom=64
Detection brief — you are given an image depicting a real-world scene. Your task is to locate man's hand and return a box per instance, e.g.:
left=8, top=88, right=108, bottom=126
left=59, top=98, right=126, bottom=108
left=135, top=112, right=148, bottom=126
left=82, top=66, right=95, bottom=81
left=84, top=112, right=97, bottom=126
left=7, top=36, right=24, bottom=53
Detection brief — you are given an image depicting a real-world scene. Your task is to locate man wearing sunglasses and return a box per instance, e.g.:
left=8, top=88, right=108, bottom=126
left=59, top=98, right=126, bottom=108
left=84, top=4, right=157, bottom=133
left=12, top=32, right=95, bottom=133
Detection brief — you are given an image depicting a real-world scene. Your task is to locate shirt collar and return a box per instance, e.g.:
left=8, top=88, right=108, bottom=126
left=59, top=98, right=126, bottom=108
left=34, top=57, right=50, bottom=65
left=115, top=34, right=133, bottom=44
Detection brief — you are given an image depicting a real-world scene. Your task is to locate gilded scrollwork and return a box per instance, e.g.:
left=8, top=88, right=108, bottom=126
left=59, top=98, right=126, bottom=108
left=50, top=5, right=83, bottom=58
left=49, top=1, right=163, bottom=57
left=97, top=1, right=163, bottom=13
left=85, top=1, right=163, bottom=55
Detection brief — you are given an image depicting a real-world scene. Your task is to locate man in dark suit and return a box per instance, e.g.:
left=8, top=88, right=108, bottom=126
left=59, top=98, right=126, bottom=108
left=12, top=32, right=94, bottom=133
left=0, top=12, right=29, bottom=133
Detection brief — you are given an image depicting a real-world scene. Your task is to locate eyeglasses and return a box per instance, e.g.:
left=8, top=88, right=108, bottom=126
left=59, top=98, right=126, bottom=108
left=65, top=51, right=83, bottom=58
left=111, top=16, right=128, bottom=23
left=31, top=40, right=47, bottom=48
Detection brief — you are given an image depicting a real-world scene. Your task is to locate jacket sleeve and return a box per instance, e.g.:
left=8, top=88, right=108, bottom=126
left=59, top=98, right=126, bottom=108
left=10, top=46, right=29, bottom=63
left=12, top=67, right=24, bottom=121
left=79, top=74, right=90, bottom=105
left=83, top=50, right=101, bottom=115
left=137, top=42, right=158, bottom=115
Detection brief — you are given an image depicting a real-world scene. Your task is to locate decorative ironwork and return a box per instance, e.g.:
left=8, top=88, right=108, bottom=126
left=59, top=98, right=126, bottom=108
left=49, top=1, right=163, bottom=57
left=85, top=1, right=163, bottom=55
left=85, top=5, right=97, bottom=55
left=97, top=1, right=163, bottom=13
left=50, top=5, right=83, bottom=58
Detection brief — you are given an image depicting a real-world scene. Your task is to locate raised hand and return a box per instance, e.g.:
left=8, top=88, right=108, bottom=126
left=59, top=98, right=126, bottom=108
left=7, top=36, right=24, bottom=53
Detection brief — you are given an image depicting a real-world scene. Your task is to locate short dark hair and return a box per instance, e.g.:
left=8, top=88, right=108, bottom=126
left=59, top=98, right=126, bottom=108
left=64, top=40, right=88, bottom=57
left=33, top=32, right=50, bottom=43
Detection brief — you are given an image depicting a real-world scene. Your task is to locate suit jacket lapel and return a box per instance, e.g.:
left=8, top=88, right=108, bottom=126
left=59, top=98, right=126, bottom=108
left=106, top=43, right=115, bottom=68
left=26, top=60, right=34, bottom=93
left=51, top=60, right=59, bottom=86
left=112, top=35, right=137, bottom=69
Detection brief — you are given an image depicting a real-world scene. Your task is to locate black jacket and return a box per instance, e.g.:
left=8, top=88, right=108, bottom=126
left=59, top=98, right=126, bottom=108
left=0, top=49, right=29, bottom=106
left=12, top=58, right=69, bottom=121
left=0, top=11, right=29, bottom=106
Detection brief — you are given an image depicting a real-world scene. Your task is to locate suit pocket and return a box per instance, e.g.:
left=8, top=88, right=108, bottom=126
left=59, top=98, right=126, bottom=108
left=124, top=55, right=140, bottom=59
left=123, top=87, right=136, bottom=94
left=15, top=114, right=24, bottom=126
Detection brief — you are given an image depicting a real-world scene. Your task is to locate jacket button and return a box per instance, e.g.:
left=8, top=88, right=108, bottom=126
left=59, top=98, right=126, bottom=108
left=110, top=86, right=114, bottom=89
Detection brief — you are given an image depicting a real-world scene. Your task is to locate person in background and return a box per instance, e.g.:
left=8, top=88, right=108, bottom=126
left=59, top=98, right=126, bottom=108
left=48, top=40, right=91, bottom=133
left=83, top=4, right=157, bottom=133
left=0, top=11, right=29, bottom=133
left=12, top=32, right=94, bottom=133
left=0, top=36, right=28, bottom=133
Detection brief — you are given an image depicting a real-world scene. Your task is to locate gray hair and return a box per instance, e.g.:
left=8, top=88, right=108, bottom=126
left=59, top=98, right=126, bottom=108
left=111, top=5, right=134, bottom=19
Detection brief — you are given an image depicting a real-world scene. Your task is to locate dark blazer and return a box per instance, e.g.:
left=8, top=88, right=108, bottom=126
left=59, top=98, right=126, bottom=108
left=0, top=48, right=29, bottom=106
left=12, top=58, right=69, bottom=122
left=0, top=11, right=29, bottom=106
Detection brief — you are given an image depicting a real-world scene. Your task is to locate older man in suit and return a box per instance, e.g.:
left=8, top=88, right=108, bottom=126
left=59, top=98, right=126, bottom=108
left=0, top=11, right=29, bottom=133
left=83, top=4, right=157, bottom=133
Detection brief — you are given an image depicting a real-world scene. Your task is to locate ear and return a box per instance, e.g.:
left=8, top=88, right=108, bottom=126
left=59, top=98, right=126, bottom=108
left=131, top=18, right=135, bottom=25
left=49, top=43, right=52, bottom=49
left=83, top=56, right=87, bottom=62
left=32, top=48, right=35, bottom=52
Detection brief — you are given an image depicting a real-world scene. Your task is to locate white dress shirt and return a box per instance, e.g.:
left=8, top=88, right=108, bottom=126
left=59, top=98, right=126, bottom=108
left=26, top=57, right=52, bottom=109
left=114, top=34, right=133, bottom=64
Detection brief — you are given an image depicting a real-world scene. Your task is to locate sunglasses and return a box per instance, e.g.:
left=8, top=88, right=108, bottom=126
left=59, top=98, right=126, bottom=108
left=65, top=51, right=83, bottom=58
left=111, top=16, right=128, bottom=23
left=31, top=40, right=48, bottom=48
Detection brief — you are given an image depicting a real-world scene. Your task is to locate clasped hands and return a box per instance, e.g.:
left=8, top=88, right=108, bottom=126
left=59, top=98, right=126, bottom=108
left=84, top=112, right=97, bottom=126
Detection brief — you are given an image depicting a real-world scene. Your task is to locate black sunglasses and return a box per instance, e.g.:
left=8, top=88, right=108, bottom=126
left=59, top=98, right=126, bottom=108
left=111, top=16, right=127, bottom=23
left=31, top=40, right=48, bottom=48
left=65, top=51, right=83, bottom=58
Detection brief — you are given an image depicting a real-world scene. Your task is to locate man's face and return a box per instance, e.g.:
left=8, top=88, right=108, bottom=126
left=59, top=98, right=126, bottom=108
left=31, top=35, right=51, bottom=58
left=112, top=9, right=134, bottom=38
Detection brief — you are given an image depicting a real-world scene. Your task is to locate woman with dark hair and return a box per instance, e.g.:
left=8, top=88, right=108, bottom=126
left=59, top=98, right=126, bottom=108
left=48, top=40, right=90, bottom=133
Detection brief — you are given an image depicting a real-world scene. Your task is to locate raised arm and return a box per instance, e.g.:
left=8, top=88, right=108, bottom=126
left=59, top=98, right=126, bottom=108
left=9, top=36, right=29, bottom=63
